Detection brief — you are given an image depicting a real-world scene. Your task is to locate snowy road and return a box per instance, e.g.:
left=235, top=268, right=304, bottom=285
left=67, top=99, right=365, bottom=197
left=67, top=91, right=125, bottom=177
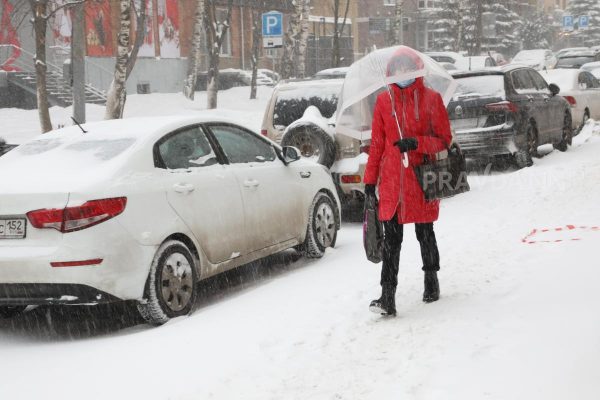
left=0, top=121, right=599, bottom=399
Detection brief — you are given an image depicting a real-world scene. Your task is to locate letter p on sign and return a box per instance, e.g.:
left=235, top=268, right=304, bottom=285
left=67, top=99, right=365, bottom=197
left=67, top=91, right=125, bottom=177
left=262, top=11, right=283, bottom=37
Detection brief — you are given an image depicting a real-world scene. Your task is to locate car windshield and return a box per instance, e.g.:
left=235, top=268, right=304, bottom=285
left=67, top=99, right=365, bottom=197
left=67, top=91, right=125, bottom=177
left=556, top=56, right=596, bottom=68
left=453, top=75, right=505, bottom=98
left=273, top=83, right=341, bottom=129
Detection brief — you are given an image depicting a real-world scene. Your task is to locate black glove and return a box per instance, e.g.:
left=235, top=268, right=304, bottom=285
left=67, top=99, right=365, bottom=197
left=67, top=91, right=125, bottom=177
left=394, top=137, right=418, bottom=153
left=364, top=184, right=376, bottom=197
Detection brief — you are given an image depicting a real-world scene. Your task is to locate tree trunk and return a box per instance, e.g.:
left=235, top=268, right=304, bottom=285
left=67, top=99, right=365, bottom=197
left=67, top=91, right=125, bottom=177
left=183, top=0, right=206, bottom=100
left=105, top=0, right=131, bottom=119
left=393, top=0, right=403, bottom=45
left=126, top=0, right=147, bottom=80
left=280, top=1, right=301, bottom=79
left=205, top=0, right=233, bottom=109
left=296, top=0, right=309, bottom=78
left=250, top=7, right=261, bottom=100
left=30, top=0, right=52, bottom=133
left=331, top=0, right=350, bottom=68
left=474, top=0, right=483, bottom=55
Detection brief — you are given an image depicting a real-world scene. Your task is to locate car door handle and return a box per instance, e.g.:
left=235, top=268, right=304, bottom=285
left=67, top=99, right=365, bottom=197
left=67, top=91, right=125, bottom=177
left=300, top=171, right=311, bottom=178
left=173, top=183, right=195, bottom=194
left=243, top=179, right=260, bottom=188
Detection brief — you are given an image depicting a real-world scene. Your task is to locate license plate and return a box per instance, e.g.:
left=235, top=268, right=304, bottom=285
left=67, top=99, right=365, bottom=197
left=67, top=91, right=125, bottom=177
left=0, top=218, right=26, bottom=239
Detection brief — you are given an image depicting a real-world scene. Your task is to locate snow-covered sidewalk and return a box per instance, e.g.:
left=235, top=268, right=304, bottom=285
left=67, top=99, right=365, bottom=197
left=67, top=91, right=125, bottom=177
left=0, top=103, right=599, bottom=399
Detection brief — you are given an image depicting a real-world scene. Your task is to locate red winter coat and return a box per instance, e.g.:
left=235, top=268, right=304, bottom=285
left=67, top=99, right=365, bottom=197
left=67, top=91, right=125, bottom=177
left=364, top=78, right=452, bottom=223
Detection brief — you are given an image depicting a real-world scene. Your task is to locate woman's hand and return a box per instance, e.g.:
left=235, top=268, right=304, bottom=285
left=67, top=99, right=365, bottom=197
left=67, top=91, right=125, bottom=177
left=394, top=137, right=418, bottom=153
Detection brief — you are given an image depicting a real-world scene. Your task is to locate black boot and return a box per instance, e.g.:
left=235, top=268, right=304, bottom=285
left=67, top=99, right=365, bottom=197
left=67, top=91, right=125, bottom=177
left=369, top=284, right=396, bottom=316
left=423, top=271, right=440, bottom=303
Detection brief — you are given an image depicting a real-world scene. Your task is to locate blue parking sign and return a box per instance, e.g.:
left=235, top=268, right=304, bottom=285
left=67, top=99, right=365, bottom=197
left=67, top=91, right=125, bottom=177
left=563, top=15, right=574, bottom=31
left=579, top=15, right=590, bottom=30
left=262, top=12, right=283, bottom=37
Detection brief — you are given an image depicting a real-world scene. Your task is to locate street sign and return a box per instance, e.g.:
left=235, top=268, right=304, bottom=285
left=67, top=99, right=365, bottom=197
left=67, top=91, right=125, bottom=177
left=263, top=37, right=283, bottom=48
left=579, top=15, right=590, bottom=30
left=563, top=15, right=574, bottom=32
left=262, top=11, right=283, bottom=37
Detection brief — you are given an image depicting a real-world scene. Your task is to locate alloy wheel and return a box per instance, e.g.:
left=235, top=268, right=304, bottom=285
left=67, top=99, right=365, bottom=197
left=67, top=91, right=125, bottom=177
left=160, top=253, right=194, bottom=313
left=314, top=202, right=335, bottom=248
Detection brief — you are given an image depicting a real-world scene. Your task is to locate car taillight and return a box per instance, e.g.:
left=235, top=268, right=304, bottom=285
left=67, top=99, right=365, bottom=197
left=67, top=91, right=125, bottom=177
left=261, top=129, right=268, bottom=137
left=485, top=101, right=518, bottom=113
left=563, top=96, right=577, bottom=106
left=341, top=175, right=362, bottom=184
left=27, top=197, right=127, bottom=233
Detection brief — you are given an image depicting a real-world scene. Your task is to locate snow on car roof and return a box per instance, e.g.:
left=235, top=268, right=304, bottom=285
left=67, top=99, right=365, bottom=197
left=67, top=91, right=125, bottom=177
left=276, top=78, right=345, bottom=91
left=540, top=69, right=578, bottom=90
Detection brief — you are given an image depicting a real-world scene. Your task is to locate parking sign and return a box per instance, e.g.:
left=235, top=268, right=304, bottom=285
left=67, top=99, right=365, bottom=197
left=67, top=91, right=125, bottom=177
left=563, top=15, right=574, bottom=32
left=579, top=15, right=590, bottom=30
left=262, top=11, right=283, bottom=37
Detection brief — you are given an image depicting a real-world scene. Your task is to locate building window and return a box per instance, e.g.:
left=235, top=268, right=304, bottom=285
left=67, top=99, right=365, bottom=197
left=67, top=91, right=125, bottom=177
left=216, top=8, right=232, bottom=56
left=383, top=0, right=395, bottom=5
left=418, top=0, right=441, bottom=9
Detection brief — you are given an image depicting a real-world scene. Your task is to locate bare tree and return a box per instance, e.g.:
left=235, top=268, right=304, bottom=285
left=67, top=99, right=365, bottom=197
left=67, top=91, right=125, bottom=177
left=126, top=0, right=147, bottom=80
left=205, top=0, right=233, bottom=109
left=105, top=0, right=131, bottom=119
left=183, top=0, right=206, bottom=100
left=331, top=0, right=350, bottom=68
left=296, top=0, right=309, bottom=78
left=280, top=0, right=301, bottom=79
left=29, top=0, right=52, bottom=132
left=249, top=4, right=263, bottom=100
left=392, top=0, right=404, bottom=45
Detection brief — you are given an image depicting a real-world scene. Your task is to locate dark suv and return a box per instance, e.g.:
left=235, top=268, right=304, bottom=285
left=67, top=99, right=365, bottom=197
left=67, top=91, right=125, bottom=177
left=449, top=65, right=573, bottom=168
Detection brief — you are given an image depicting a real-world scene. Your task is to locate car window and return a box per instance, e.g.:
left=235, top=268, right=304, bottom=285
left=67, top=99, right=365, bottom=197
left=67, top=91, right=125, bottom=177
left=511, top=70, right=536, bottom=93
left=157, top=126, right=218, bottom=169
left=209, top=124, right=277, bottom=164
left=528, top=70, right=550, bottom=93
left=582, top=72, right=600, bottom=89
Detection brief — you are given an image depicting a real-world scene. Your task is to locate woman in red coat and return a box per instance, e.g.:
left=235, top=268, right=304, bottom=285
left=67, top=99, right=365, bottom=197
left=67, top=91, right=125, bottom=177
left=364, top=48, right=452, bottom=316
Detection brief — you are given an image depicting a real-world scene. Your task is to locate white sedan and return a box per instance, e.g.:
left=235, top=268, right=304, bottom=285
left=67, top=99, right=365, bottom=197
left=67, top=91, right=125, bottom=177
left=582, top=61, right=600, bottom=79
left=0, top=116, right=340, bottom=325
left=542, top=69, right=600, bottom=132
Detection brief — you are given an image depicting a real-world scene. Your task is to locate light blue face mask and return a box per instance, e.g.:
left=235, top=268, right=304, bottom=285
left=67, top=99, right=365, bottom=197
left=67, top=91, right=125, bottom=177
left=396, top=79, right=415, bottom=88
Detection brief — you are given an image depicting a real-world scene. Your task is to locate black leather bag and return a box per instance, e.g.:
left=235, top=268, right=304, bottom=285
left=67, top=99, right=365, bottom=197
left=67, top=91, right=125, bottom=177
left=414, top=143, right=470, bottom=201
left=363, top=194, right=384, bottom=264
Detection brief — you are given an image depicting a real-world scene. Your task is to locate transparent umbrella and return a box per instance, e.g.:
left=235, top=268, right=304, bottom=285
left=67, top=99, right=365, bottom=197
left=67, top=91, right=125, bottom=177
left=335, top=46, right=457, bottom=160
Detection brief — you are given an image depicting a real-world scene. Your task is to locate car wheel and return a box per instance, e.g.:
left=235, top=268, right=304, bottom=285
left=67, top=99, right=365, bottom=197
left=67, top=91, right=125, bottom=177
left=281, top=124, right=336, bottom=169
left=553, top=112, right=572, bottom=152
left=0, top=306, right=26, bottom=319
left=300, top=193, right=338, bottom=258
left=137, top=240, right=198, bottom=326
left=514, top=121, right=538, bottom=169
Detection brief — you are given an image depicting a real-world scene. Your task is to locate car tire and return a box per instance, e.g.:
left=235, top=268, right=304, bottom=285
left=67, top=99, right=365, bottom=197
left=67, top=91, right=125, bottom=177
left=514, top=120, right=538, bottom=169
left=0, top=306, right=26, bottom=319
left=300, top=193, right=338, bottom=258
left=577, top=109, right=590, bottom=135
left=281, top=124, right=336, bottom=169
left=553, top=112, right=572, bottom=152
left=137, top=240, right=198, bottom=326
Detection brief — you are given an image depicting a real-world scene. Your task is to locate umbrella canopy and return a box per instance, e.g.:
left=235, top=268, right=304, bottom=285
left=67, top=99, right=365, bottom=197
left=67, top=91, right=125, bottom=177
left=335, top=46, right=457, bottom=141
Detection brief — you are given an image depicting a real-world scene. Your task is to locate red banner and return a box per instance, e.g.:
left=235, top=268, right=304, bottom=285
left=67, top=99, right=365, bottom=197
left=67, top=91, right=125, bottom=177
left=135, top=0, right=156, bottom=57
left=0, top=0, right=21, bottom=71
left=85, top=0, right=113, bottom=57
left=51, top=0, right=72, bottom=48
left=157, top=0, right=180, bottom=58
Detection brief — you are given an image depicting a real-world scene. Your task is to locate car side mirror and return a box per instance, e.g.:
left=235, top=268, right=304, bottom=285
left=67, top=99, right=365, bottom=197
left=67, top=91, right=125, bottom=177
left=549, top=83, right=560, bottom=96
left=282, top=146, right=301, bottom=164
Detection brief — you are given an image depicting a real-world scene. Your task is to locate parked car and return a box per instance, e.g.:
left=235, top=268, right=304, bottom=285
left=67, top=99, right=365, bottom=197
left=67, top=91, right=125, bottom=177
left=555, top=51, right=600, bottom=69
left=0, top=116, right=340, bottom=324
left=0, top=138, right=16, bottom=157
left=511, top=49, right=557, bottom=70
left=448, top=65, right=572, bottom=168
left=314, top=67, right=349, bottom=79
left=261, top=78, right=365, bottom=208
left=542, top=69, right=600, bottom=132
left=454, top=56, right=497, bottom=71
left=425, top=51, right=465, bottom=65
left=555, top=47, right=589, bottom=59
left=582, top=61, right=600, bottom=78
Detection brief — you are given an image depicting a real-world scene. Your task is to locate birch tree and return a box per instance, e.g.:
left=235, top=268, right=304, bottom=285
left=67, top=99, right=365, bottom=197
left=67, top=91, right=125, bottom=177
left=205, top=0, right=233, bottom=109
left=250, top=4, right=263, bottom=100
left=183, top=0, right=206, bottom=100
left=280, top=0, right=301, bottom=79
left=29, top=0, right=53, bottom=132
left=105, top=0, right=131, bottom=119
left=331, top=0, right=350, bottom=68
left=296, top=0, right=309, bottom=78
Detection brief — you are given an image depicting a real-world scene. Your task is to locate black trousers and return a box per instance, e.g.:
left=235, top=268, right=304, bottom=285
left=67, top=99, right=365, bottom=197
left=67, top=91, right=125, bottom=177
left=380, top=218, right=440, bottom=287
